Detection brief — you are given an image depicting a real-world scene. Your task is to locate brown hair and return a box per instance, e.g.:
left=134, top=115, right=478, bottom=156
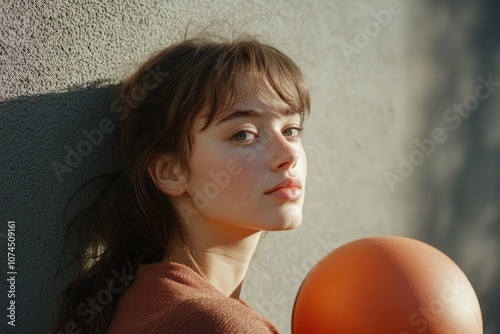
left=53, top=36, right=310, bottom=333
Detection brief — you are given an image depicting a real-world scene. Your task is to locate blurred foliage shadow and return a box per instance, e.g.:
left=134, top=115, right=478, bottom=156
left=416, top=1, right=500, bottom=333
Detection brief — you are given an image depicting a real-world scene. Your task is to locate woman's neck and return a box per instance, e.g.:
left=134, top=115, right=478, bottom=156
left=166, top=225, right=263, bottom=299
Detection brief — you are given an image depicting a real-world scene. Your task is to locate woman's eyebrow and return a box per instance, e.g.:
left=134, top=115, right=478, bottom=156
left=216, top=109, right=263, bottom=125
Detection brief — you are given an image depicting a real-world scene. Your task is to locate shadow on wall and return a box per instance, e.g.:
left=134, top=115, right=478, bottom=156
left=1, top=82, right=121, bottom=332
left=415, top=0, right=500, bottom=333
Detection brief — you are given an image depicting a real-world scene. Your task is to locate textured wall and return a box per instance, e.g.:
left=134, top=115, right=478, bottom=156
left=1, top=0, right=498, bottom=333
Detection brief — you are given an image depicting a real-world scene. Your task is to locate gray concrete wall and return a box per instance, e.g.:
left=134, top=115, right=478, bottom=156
left=1, top=0, right=498, bottom=333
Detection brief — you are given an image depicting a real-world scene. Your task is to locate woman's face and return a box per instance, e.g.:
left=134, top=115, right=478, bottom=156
left=177, top=78, right=307, bottom=233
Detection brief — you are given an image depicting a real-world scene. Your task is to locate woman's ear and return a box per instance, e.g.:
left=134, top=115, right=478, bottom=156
left=148, top=155, right=187, bottom=196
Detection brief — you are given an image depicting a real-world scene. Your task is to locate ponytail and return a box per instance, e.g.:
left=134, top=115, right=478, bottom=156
left=53, top=170, right=171, bottom=333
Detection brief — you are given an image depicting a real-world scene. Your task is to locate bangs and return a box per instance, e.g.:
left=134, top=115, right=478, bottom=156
left=197, top=38, right=311, bottom=130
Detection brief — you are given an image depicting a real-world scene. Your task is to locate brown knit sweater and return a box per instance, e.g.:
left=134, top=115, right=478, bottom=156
left=107, top=261, right=281, bottom=333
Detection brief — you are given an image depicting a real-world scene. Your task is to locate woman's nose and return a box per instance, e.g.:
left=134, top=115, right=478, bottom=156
left=267, top=129, right=300, bottom=171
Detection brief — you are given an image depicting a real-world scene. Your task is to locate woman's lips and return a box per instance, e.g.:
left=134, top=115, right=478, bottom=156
left=265, top=177, right=302, bottom=200
left=265, top=187, right=302, bottom=200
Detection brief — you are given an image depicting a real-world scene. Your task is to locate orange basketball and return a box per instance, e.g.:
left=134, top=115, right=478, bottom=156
left=292, top=236, right=483, bottom=334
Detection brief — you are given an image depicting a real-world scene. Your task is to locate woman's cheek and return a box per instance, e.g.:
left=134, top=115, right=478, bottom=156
left=189, top=158, right=246, bottom=204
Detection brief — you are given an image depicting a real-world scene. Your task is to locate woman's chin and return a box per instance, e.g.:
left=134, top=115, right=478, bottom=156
left=265, top=215, right=303, bottom=231
left=285, top=217, right=303, bottom=230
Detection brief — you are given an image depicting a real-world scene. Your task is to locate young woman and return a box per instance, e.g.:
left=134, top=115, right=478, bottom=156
left=54, top=36, right=310, bottom=333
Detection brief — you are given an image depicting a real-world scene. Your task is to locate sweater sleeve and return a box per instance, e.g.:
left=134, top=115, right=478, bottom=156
left=152, top=296, right=281, bottom=334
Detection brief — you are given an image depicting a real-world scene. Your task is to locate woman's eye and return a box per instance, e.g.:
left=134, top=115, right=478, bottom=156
left=232, top=131, right=256, bottom=142
left=283, top=127, right=303, bottom=137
